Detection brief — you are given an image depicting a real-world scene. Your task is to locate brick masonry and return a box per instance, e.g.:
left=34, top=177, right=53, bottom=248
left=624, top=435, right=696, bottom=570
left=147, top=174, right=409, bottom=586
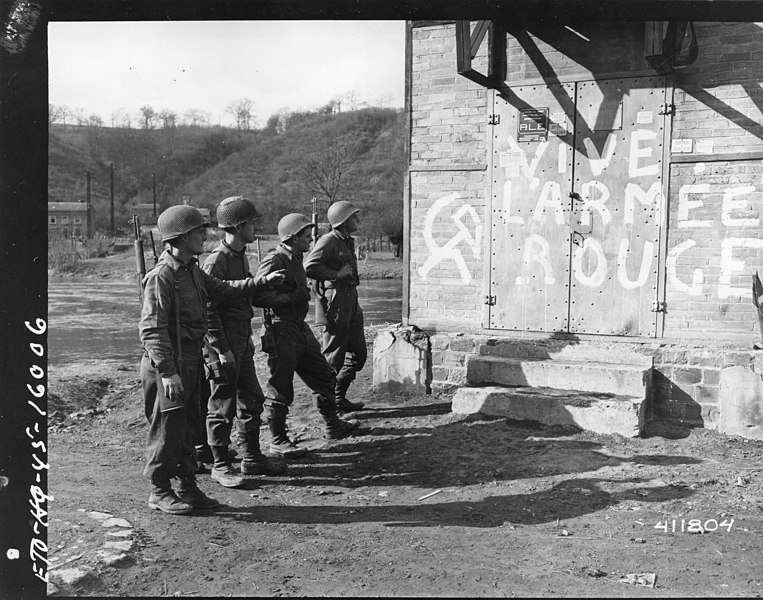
left=426, top=330, right=760, bottom=429
left=406, top=21, right=763, bottom=428
left=409, top=21, right=763, bottom=337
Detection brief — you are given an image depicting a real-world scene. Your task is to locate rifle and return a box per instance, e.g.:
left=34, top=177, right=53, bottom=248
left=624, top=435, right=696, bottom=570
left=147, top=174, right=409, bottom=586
left=133, top=215, right=147, bottom=304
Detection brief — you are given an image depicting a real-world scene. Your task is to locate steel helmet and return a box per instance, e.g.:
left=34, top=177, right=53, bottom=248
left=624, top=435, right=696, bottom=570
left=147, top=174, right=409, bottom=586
left=216, top=196, right=260, bottom=228
left=277, top=213, right=315, bottom=242
left=327, top=201, right=360, bottom=228
left=157, top=205, right=209, bottom=241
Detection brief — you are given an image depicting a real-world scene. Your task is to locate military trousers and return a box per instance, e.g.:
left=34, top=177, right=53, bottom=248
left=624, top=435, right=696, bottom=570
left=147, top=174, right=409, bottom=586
left=141, top=341, right=203, bottom=489
left=204, top=322, right=265, bottom=460
left=321, top=286, right=367, bottom=399
left=264, top=320, right=337, bottom=416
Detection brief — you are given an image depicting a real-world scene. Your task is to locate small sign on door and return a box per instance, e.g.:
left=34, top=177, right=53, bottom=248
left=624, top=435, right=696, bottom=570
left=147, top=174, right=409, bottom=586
left=518, top=108, right=549, bottom=142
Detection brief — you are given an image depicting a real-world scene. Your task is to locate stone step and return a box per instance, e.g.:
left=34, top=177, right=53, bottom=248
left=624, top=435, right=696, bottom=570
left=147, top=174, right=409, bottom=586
left=478, top=339, right=654, bottom=367
left=466, top=355, right=650, bottom=397
left=452, top=385, right=646, bottom=437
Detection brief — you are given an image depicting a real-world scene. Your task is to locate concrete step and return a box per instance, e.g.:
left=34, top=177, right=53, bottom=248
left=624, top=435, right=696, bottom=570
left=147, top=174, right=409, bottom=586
left=478, top=339, right=654, bottom=367
left=452, top=385, right=646, bottom=437
left=466, top=355, right=650, bottom=397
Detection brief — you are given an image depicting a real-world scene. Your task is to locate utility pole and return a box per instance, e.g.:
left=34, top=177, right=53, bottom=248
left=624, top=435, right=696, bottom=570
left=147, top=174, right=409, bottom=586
left=110, top=162, right=115, bottom=234
left=86, top=170, right=92, bottom=238
left=152, top=172, right=157, bottom=217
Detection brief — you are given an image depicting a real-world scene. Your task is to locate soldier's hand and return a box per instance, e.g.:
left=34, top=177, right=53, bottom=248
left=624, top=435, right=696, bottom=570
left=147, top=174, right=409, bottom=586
left=266, top=269, right=286, bottom=285
left=162, top=374, right=184, bottom=402
left=219, top=350, right=235, bottom=367
left=337, top=264, right=354, bottom=279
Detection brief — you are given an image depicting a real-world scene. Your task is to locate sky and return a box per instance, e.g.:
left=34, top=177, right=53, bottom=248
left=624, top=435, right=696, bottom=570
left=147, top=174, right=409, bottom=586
left=48, top=21, right=406, bottom=127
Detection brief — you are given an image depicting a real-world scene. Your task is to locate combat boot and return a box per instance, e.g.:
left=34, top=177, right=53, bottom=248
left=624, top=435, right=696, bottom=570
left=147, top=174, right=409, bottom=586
left=211, top=465, right=246, bottom=488
left=241, top=452, right=288, bottom=476
left=336, top=397, right=365, bottom=413
left=318, top=395, right=360, bottom=439
left=324, top=415, right=360, bottom=439
left=148, top=485, right=193, bottom=515
left=176, top=475, right=220, bottom=509
left=268, top=412, right=308, bottom=458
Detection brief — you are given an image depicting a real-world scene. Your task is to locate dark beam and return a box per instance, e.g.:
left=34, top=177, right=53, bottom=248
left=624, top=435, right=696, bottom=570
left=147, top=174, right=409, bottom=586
left=48, top=1, right=763, bottom=23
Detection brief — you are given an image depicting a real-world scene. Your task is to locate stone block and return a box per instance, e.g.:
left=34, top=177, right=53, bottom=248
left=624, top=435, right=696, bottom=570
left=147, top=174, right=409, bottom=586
left=719, top=365, right=763, bottom=440
left=373, top=325, right=430, bottom=394
left=451, top=386, right=645, bottom=437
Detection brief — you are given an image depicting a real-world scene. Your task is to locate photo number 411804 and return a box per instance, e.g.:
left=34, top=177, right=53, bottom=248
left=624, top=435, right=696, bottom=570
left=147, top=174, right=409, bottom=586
left=654, top=518, right=734, bottom=534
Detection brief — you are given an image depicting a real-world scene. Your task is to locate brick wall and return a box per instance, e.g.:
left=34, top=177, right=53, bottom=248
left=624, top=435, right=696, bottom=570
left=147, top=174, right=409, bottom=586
left=665, top=159, right=763, bottom=334
left=409, top=24, right=491, bottom=328
left=664, top=22, right=763, bottom=335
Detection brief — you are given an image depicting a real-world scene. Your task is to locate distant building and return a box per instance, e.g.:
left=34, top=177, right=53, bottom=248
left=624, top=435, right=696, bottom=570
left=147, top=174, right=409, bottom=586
left=48, top=202, right=92, bottom=238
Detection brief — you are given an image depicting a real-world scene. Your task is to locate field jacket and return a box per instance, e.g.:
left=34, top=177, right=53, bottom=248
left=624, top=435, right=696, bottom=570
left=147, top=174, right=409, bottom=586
left=253, top=244, right=312, bottom=323
left=139, top=249, right=270, bottom=378
left=202, top=241, right=255, bottom=355
left=304, top=230, right=360, bottom=288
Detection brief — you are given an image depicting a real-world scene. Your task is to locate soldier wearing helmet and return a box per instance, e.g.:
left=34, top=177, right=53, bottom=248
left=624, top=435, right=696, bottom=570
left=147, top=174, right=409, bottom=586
left=139, top=204, right=285, bottom=514
left=198, top=196, right=286, bottom=490
left=253, top=213, right=360, bottom=457
left=304, top=200, right=367, bottom=413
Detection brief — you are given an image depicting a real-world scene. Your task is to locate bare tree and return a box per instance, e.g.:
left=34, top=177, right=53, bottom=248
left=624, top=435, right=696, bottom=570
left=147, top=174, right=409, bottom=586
left=157, top=109, right=177, bottom=129
left=139, top=105, right=157, bottom=130
left=59, top=104, right=71, bottom=127
left=299, top=136, right=361, bottom=207
left=226, top=98, right=255, bottom=131
left=71, top=107, right=85, bottom=126
left=184, top=108, right=204, bottom=127
left=48, top=103, right=60, bottom=129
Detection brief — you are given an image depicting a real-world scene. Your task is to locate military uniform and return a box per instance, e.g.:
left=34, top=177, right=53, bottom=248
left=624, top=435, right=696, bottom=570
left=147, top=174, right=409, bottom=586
left=305, top=229, right=367, bottom=404
left=202, top=241, right=267, bottom=467
left=254, top=241, right=357, bottom=450
left=139, top=249, right=270, bottom=498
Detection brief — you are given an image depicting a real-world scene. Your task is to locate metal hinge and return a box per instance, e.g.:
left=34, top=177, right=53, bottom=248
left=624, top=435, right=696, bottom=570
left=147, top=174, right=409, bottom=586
left=650, top=300, right=667, bottom=313
left=658, top=103, right=675, bottom=116
left=488, top=114, right=500, bottom=125
left=485, top=294, right=496, bottom=306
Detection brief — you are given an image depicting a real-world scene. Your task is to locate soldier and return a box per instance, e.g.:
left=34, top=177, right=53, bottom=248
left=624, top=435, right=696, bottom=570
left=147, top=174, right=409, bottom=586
left=254, top=213, right=360, bottom=458
left=140, top=205, right=284, bottom=514
left=201, top=196, right=286, bottom=489
left=304, top=201, right=367, bottom=413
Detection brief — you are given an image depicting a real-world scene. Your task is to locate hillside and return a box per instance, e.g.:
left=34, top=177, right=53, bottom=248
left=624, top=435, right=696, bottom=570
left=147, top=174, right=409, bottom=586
left=48, top=107, right=405, bottom=237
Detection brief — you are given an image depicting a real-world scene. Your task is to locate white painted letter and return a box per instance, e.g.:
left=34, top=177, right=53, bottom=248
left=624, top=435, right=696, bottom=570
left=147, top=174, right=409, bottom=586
left=719, top=237, right=763, bottom=299
left=617, top=239, right=655, bottom=290
left=572, top=238, right=607, bottom=287
left=502, top=180, right=523, bottom=225
left=579, top=180, right=612, bottom=227
left=677, top=184, right=712, bottom=228
left=628, top=129, right=659, bottom=178
left=515, top=234, right=556, bottom=285
left=532, top=181, right=565, bottom=225
left=722, top=185, right=758, bottom=228
left=667, top=239, right=703, bottom=296
left=584, top=133, right=617, bottom=176
left=624, top=181, right=663, bottom=225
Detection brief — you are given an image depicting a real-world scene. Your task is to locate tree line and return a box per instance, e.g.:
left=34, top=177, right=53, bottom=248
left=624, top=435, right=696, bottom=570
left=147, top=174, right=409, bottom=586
left=49, top=90, right=398, bottom=131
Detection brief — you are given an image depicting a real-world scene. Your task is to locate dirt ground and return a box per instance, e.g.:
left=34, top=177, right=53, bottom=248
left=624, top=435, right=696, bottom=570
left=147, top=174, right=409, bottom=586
left=47, top=325, right=763, bottom=598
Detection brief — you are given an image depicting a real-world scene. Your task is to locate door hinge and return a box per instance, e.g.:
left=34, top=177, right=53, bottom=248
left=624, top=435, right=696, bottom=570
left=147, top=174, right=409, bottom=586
left=488, top=114, right=500, bottom=125
left=485, top=294, right=496, bottom=306
left=650, top=300, right=667, bottom=313
left=658, top=103, right=675, bottom=116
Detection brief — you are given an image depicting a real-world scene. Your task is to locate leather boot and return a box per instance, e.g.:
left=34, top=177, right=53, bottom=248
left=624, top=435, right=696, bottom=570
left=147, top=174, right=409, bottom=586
left=148, top=481, right=192, bottom=515
left=267, top=410, right=307, bottom=458
left=317, top=395, right=360, bottom=439
left=176, top=475, right=220, bottom=509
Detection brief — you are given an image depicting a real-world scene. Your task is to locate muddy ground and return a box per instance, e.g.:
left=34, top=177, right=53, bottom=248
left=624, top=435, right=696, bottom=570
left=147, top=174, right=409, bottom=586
left=47, top=327, right=763, bottom=597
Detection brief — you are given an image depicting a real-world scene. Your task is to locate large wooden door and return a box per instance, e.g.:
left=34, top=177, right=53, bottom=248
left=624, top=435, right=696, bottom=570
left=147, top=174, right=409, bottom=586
left=488, top=76, right=667, bottom=336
